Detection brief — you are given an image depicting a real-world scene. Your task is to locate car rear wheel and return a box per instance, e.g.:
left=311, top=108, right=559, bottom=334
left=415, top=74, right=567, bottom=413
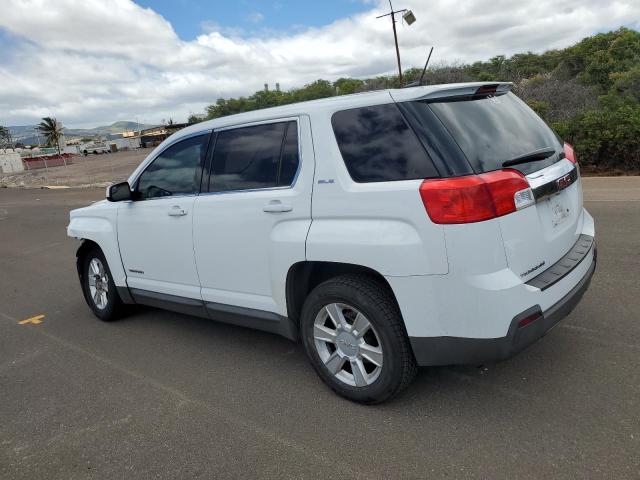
left=301, top=274, right=417, bottom=404
left=81, top=247, right=125, bottom=321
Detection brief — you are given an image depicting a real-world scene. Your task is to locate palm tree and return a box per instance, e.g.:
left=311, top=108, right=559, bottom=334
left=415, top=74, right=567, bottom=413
left=37, top=117, right=64, bottom=154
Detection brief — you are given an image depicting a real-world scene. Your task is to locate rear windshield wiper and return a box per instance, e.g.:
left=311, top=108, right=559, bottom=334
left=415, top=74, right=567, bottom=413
left=502, top=148, right=558, bottom=168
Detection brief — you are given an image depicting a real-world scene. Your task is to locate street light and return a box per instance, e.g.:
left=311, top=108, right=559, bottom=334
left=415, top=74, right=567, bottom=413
left=403, top=10, right=416, bottom=25
left=376, top=1, right=416, bottom=84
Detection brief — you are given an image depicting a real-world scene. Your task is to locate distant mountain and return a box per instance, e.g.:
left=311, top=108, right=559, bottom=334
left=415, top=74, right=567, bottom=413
left=82, top=121, right=153, bottom=135
left=6, top=121, right=156, bottom=145
left=63, top=121, right=156, bottom=138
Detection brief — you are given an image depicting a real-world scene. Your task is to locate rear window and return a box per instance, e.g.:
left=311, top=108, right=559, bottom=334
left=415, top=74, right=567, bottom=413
left=332, top=103, right=438, bottom=182
left=426, top=92, right=562, bottom=174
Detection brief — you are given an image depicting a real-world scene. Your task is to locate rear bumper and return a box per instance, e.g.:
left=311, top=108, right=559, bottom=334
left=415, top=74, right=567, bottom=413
left=409, top=244, right=596, bottom=366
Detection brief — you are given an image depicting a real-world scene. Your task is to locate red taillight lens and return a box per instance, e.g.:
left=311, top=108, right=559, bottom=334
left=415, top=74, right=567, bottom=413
left=419, top=170, right=533, bottom=224
left=564, top=142, right=577, bottom=164
left=518, top=312, right=542, bottom=329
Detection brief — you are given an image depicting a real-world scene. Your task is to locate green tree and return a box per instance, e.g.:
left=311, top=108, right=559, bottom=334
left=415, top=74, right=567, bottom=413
left=37, top=117, right=64, bottom=154
left=187, top=114, right=204, bottom=124
left=608, top=66, right=640, bottom=103
left=291, top=79, right=334, bottom=102
left=571, top=27, right=640, bottom=90
left=333, top=78, right=365, bottom=95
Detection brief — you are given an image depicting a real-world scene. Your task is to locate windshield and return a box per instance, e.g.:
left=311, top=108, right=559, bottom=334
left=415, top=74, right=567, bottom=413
left=425, top=92, right=563, bottom=175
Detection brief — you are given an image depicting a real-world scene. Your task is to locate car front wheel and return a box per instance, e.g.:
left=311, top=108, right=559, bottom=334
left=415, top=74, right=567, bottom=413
left=80, top=247, right=124, bottom=321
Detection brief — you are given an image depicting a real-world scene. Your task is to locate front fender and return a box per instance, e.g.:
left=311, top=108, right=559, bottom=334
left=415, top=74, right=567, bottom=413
left=68, top=204, right=126, bottom=287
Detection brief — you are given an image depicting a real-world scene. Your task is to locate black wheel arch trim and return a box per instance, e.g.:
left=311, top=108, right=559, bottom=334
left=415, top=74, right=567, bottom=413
left=75, top=240, right=134, bottom=304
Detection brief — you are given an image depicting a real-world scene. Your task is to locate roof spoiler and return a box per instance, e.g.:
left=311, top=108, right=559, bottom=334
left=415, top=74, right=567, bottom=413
left=417, top=82, right=513, bottom=102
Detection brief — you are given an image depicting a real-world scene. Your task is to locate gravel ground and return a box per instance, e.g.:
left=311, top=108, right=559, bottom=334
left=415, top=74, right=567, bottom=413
left=0, top=150, right=149, bottom=188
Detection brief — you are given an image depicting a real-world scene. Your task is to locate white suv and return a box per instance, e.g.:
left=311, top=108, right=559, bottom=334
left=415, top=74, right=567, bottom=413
left=68, top=82, right=596, bottom=403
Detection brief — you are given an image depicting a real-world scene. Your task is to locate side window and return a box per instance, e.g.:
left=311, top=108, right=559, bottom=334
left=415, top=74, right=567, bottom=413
left=209, top=121, right=298, bottom=193
left=331, top=104, right=438, bottom=182
left=137, top=134, right=208, bottom=199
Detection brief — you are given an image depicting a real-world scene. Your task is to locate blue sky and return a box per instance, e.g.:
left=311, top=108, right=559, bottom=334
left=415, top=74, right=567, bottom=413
left=134, top=0, right=371, bottom=39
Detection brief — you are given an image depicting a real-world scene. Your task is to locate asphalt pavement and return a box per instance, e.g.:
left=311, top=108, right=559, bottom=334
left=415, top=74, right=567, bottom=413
left=0, top=177, right=639, bottom=479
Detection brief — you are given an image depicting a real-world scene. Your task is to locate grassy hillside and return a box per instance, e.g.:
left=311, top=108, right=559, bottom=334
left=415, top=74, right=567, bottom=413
left=88, top=121, right=146, bottom=134
left=197, top=27, right=640, bottom=173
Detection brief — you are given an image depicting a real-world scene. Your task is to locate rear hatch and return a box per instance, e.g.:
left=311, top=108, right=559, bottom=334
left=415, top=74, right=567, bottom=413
left=403, top=86, right=583, bottom=282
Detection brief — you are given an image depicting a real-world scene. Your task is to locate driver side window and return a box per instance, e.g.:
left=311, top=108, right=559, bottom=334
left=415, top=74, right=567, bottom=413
left=137, top=133, right=209, bottom=200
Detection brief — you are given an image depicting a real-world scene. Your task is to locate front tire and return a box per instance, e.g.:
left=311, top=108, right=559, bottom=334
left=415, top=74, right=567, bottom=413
left=300, top=274, right=417, bottom=404
left=80, top=248, right=125, bottom=321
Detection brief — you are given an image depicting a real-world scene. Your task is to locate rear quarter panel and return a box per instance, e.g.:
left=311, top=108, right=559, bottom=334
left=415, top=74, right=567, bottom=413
left=305, top=106, right=448, bottom=276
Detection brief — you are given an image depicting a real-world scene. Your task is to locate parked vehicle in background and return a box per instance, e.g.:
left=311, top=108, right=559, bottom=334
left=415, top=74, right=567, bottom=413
left=82, top=143, right=110, bottom=155
left=68, top=82, right=596, bottom=403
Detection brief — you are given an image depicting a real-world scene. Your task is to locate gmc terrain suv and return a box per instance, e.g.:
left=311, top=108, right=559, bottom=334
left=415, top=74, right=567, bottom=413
left=68, top=82, right=596, bottom=403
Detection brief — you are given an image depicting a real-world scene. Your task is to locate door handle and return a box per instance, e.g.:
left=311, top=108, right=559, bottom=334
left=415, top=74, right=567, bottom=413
left=168, top=205, right=188, bottom=216
left=263, top=200, right=292, bottom=213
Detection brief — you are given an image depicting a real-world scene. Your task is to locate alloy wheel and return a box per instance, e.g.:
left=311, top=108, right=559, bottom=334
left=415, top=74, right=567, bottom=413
left=87, top=258, right=109, bottom=310
left=313, top=303, right=383, bottom=387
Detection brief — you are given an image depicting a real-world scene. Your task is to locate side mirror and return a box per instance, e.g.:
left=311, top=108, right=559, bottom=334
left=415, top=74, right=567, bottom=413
left=107, top=181, right=134, bottom=202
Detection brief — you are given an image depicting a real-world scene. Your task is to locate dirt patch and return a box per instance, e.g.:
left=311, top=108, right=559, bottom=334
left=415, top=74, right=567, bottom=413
left=0, top=150, right=149, bottom=188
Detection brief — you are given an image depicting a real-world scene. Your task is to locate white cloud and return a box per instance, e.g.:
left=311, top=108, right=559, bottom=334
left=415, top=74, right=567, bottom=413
left=0, top=0, right=638, bottom=127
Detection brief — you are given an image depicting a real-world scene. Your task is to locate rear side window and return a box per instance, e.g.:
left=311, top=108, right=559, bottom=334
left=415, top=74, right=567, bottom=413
left=426, top=92, right=562, bottom=174
left=279, top=122, right=299, bottom=186
left=331, top=103, right=438, bottom=182
left=137, top=133, right=208, bottom=199
left=209, top=121, right=298, bottom=192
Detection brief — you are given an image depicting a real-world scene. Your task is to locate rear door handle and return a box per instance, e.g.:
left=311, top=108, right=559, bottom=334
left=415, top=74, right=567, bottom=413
left=263, top=200, right=292, bottom=213
left=168, top=205, right=188, bottom=216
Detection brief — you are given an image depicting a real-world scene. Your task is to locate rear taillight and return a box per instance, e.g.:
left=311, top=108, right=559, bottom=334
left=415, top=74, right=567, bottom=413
left=564, top=142, right=577, bottom=164
left=518, top=311, right=542, bottom=329
left=419, top=169, right=534, bottom=224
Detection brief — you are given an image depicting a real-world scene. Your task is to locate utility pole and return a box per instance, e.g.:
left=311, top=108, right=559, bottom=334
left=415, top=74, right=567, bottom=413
left=377, top=0, right=407, bottom=84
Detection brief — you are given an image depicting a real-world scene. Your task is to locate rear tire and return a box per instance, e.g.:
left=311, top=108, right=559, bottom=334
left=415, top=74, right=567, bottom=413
left=80, top=247, right=125, bottom=321
left=300, top=274, right=417, bottom=404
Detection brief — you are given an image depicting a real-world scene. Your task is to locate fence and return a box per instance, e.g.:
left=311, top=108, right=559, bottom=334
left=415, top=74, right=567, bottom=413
left=0, top=148, right=149, bottom=188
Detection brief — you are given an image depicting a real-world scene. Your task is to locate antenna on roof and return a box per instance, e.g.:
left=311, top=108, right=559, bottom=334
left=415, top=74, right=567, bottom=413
left=418, top=47, right=434, bottom=86
left=403, top=46, right=434, bottom=88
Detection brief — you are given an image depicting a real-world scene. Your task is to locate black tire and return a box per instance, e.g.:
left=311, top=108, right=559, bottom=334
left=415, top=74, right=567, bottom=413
left=80, top=247, right=125, bottom=321
left=300, top=274, right=417, bottom=404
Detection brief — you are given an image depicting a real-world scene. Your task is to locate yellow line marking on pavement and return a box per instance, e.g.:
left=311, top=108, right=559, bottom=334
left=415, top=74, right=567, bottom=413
left=0, top=309, right=365, bottom=478
left=18, top=314, right=45, bottom=325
